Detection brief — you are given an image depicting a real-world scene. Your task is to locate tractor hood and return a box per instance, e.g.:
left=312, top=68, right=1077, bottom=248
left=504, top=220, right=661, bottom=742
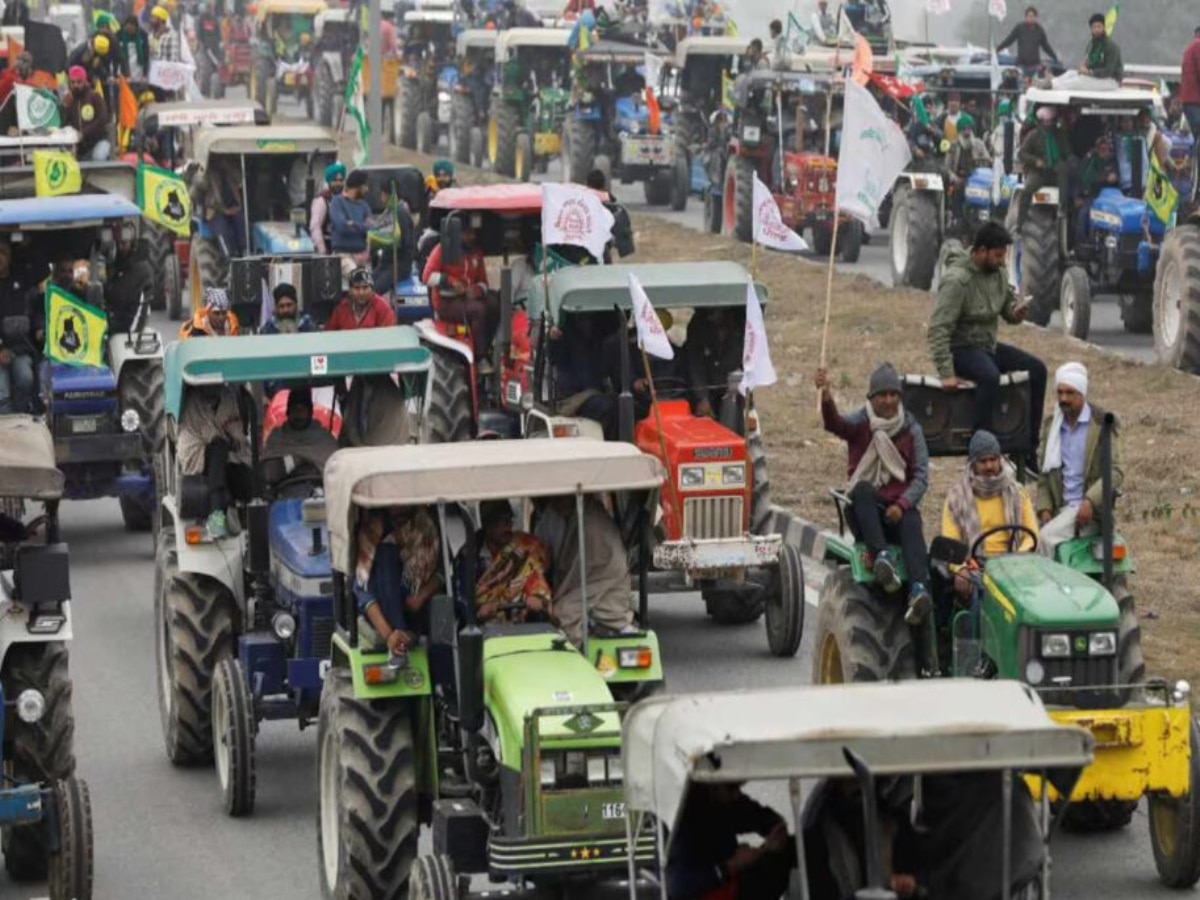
left=252, top=221, right=316, bottom=255
left=614, top=95, right=649, bottom=126
left=269, top=496, right=331, bottom=580
left=965, top=166, right=994, bottom=205
left=1089, top=187, right=1166, bottom=237
left=984, top=554, right=1119, bottom=627
left=485, top=632, right=620, bottom=764
left=49, top=362, right=116, bottom=397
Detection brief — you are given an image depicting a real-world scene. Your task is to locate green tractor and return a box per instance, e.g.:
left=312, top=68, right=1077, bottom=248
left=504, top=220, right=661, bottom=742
left=317, top=438, right=664, bottom=898
left=488, top=27, right=573, bottom=182
left=812, top=373, right=1200, bottom=888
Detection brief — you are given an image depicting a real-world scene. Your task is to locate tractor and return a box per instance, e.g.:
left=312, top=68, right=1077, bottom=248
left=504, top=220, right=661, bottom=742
left=1006, top=83, right=1171, bottom=335
left=182, top=124, right=343, bottom=324
left=0, top=169, right=166, bottom=532
left=195, top=10, right=255, bottom=99
left=448, top=28, right=498, bottom=167
left=312, top=7, right=402, bottom=132
left=813, top=372, right=1200, bottom=889
left=561, top=40, right=689, bottom=211
left=721, top=67, right=861, bottom=258
left=1154, top=208, right=1200, bottom=373
left=153, top=329, right=434, bottom=814
left=133, top=99, right=270, bottom=320
left=249, top=0, right=327, bottom=119
left=523, top=261, right=805, bottom=658
left=395, top=1, right=460, bottom=153
left=317, top=438, right=665, bottom=898
left=488, top=27, right=574, bottom=182
left=0, top=416, right=93, bottom=900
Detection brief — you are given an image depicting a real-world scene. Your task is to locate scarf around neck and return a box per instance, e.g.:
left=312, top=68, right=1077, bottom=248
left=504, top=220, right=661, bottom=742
left=848, top=405, right=908, bottom=490
left=945, top=464, right=1026, bottom=553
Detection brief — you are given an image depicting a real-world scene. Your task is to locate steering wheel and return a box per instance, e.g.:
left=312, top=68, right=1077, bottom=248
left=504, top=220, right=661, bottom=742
left=265, top=463, right=324, bottom=499
left=969, top=524, right=1039, bottom=560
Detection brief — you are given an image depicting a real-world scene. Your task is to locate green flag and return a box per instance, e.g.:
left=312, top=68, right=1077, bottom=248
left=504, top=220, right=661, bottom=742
left=344, top=47, right=369, bottom=166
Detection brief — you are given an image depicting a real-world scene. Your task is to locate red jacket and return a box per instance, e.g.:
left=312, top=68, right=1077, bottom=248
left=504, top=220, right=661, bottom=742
left=421, top=243, right=488, bottom=311
left=1182, top=38, right=1200, bottom=106
left=325, top=294, right=397, bottom=330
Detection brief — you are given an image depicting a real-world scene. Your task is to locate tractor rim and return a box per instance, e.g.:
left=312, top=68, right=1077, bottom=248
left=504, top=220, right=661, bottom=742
left=818, top=634, right=843, bottom=684
left=891, top=204, right=908, bottom=275
left=488, top=118, right=499, bottom=165
left=213, top=668, right=230, bottom=791
left=319, top=722, right=340, bottom=888
left=1062, top=274, right=1078, bottom=333
left=1160, top=258, right=1183, bottom=349
left=1152, top=796, right=1180, bottom=859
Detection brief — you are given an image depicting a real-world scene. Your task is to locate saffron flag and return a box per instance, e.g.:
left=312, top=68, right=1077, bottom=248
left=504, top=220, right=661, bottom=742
left=740, top=279, right=776, bottom=395
left=628, top=273, right=674, bottom=361
left=541, top=182, right=615, bottom=263
left=45, top=284, right=107, bottom=368
left=751, top=171, right=809, bottom=252
left=835, top=80, right=912, bottom=226
left=117, top=76, right=139, bottom=130
left=137, top=164, right=192, bottom=237
left=33, top=150, right=81, bottom=198
left=851, top=33, right=873, bottom=86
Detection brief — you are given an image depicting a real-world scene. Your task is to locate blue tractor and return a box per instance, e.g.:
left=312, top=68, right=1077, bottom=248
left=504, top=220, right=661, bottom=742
left=154, top=329, right=434, bottom=815
left=0, top=186, right=166, bottom=531
left=395, top=4, right=461, bottom=153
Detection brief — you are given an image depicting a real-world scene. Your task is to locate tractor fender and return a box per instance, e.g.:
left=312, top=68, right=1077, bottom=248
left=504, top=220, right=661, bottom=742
left=1028, top=185, right=1060, bottom=207
left=108, top=331, right=164, bottom=380
left=523, top=410, right=604, bottom=440
left=320, top=51, right=343, bottom=85
left=895, top=171, right=945, bottom=194
left=0, top=601, right=74, bottom=660
left=171, top=532, right=246, bottom=610
left=414, top=318, right=474, bottom=365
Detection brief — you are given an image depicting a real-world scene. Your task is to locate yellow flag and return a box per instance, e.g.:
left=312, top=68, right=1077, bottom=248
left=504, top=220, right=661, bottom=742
left=33, top=150, right=82, bottom=198
left=1104, top=4, right=1118, bottom=35
left=136, top=163, right=192, bottom=237
left=721, top=69, right=734, bottom=111
left=1145, top=154, right=1178, bottom=226
left=44, top=284, right=107, bottom=368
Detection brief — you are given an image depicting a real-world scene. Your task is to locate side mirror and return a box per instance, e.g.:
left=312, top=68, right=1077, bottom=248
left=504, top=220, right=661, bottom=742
left=440, top=215, right=463, bottom=266
left=929, top=535, right=969, bottom=567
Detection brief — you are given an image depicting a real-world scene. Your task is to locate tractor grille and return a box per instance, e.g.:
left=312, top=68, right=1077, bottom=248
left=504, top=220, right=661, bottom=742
left=310, top=616, right=335, bottom=660
left=682, top=496, right=743, bottom=540
left=1024, top=627, right=1121, bottom=709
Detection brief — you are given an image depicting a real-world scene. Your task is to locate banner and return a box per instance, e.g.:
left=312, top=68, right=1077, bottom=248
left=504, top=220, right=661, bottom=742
left=13, top=84, right=61, bottom=131
left=1105, top=3, right=1118, bottom=35
left=628, top=273, right=674, bottom=361
left=1145, top=153, right=1178, bottom=225
left=835, top=80, right=912, bottom=226
left=33, top=150, right=82, bottom=198
left=45, top=284, right=107, bottom=368
left=988, top=0, right=1007, bottom=19
left=752, top=171, right=809, bottom=252
left=148, top=59, right=195, bottom=92
left=137, top=163, right=192, bottom=237
left=344, top=47, right=369, bottom=165
left=541, top=182, right=615, bottom=263
left=740, top=280, right=776, bottom=395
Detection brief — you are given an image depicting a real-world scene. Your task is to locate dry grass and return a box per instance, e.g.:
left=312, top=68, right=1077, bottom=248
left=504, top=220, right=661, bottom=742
left=382, top=143, right=1200, bottom=688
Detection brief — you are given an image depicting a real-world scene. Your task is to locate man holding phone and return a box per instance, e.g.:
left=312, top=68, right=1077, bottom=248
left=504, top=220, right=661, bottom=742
left=928, top=221, right=1047, bottom=472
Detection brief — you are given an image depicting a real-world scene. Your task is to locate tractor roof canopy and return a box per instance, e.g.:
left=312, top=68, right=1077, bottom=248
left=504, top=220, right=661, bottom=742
left=1023, top=79, right=1159, bottom=113
left=0, top=193, right=141, bottom=229
left=0, top=416, right=64, bottom=501
left=404, top=9, right=455, bottom=24
left=355, top=164, right=428, bottom=217
left=623, top=679, right=1094, bottom=843
left=528, top=261, right=767, bottom=322
left=576, top=39, right=663, bottom=66
left=254, top=0, right=328, bottom=22
left=0, top=161, right=136, bottom=202
left=673, top=35, right=744, bottom=67
left=140, top=100, right=269, bottom=131
left=456, top=27, right=498, bottom=55
left=323, top=439, right=663, bottom=575
left=192, top=124, right=339, bottom=160
left=496, top=26, right=571, bottom=57
left=163, top=329, right=431, bottom=419
left=430, top=182, right=608, bottom=214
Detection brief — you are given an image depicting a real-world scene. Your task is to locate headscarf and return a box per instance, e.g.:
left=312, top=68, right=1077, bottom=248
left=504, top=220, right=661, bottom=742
left=1041, top=362, right=1089, bottom=474
left=204, top=286, right=230, bottom=310
left=432, top=158, right=454, bottom=177
left=324, top=161, right=346, bottom=184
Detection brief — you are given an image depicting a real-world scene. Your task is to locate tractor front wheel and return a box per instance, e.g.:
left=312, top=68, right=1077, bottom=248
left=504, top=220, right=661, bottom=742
left=1060, top=265, right=1092, bottom=340
left=764, top=543, right=804, bottom=658
left=670, top=152, right=689, bottom=212
left=143, top=225, right=173, bottom=311
left=1149, top=717, right=1200, bottom=888
left=163, top=249, right=183, bottom=321
left=47, top=777, right=93, bottom=900
left=704, top=190, right=721, bottom=233
left=450, top=92, right=474, bottom=164
left=703, top=584, right=765, bottom=625
left=213, top=657, right=257, bottom=817
left=315, top=62, right=334, bottom=126
left=317, top=669, right=419, bottom=900
left=722, top=155, right=753, bottom=243
left=813, top=568, right=916, bottom=684
left=469, top=126, right=484, bottom=168
left=515, top=131, right=533, bottom=183
left=190, top=233, right=229, bottom=309
left=416, top=111, right=435, bottom=155
left=410, top=854, right=458, bottom=900
left=840, top=218, right=863, bottom=263
left=118, top=360, right=166, bottom=532
left=1019, top=206, right=1061, bottom=326
left=562, top=116, right=597, bottom=185
left=397, top=78, right=420, bottom=149
left=489, top=97, right=520, bottom=176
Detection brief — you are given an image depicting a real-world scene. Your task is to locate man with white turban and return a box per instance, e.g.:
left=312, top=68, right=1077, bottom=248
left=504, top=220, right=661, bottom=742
left=1035, top=361, right=1123, bottom=558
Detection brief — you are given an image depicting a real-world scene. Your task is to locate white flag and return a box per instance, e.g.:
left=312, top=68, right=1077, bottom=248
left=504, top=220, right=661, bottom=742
left=628, top=273, right=674, bottom=361
left=925, top=0, right=951, bottom=13
left=541, top=182, right=615, bottom=263
left=740, top=280, right=776, bottom=395
left=988, top=0, right=1007, bottom=19
left=990, top=47, right=1002, bottom=91
left=642, top=51, right=663, bottom=90
left=13, top=84, right=61, bottom=131
left=835, top=80, right=912, bottom=227
left=752, top=172, right=809, bottom=252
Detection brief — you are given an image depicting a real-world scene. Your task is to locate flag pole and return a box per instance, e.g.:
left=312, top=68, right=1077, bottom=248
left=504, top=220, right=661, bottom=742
left=639, top=344, right=683, bottom=531
left=817, top=213, right=842, bottom=411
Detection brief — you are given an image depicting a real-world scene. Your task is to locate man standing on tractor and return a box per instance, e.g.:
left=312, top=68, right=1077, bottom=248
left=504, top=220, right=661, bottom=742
left=308, top=161, right=345, bottom=256
left=68, top=33, right=127, bottom=83
left=816, top=362, right=934, bottom=627
left=259, top=283, right=316, bottom=334
left=937, top=93, right=963, bottom=144
left=1017, top=106, right=1068, bottom=226
left=1079, top=12, right=1122, bottom=81
left=330, top=169, right=374, bottom=270
left=326, top=267, right=397, bottom=330
left=422, top=223, right=495, bottom=371
left=181, top=286, right=241, bottom=338
left=62, top=66, right=112, bottom=161
left=1035, top=362, right=1123, bottom=558
left=929, top=222, right=1046, bottom=473
left=996, top=6, right=1059, bottom=77
left=119, top=14, right=151, bottom=81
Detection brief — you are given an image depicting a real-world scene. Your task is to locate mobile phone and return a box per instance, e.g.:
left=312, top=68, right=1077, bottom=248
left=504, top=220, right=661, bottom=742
left=1013, top=294, right=1032, bottom=313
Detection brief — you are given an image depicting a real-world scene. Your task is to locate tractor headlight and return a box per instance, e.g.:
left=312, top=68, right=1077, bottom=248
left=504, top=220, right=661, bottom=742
left=679, top=466, right=704, bottom=488
left=721, top=464, right=745, bottom=486
left=742, top=125, right=761, bottom=142
left=606, top=754, right=623, bottom=784
left=16, top=689, right=46, bottom=724
left=540, top=758, right=557, bottom=788
left=1025, top=660, right=1045, bottom=685
left=1088, top=631, right=1117, bottom=657
left=1040, top=633, right=1071, bottom=658
left=272, top=611, right=297, bottom=640
left=564, top=751, right=586, bottom=780
left=586, top=755, right=607, bottom=785
left=121, top=409, right=142, bottom=432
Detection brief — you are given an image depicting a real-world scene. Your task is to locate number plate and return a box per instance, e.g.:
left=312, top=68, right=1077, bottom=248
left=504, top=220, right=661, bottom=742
left=70, top=417, right=98, bottom=434
left=620, top=136, right=670, bottom=165
left=601, top=802, right=626, bottom=820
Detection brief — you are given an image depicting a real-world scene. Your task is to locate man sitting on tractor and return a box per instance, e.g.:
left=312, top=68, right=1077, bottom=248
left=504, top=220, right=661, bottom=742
left=929, top=222, right=1046, bottom=473
left=326, top=268, right=397, bottom=330
left=432, top=159, right=456, bottom=192
left=686, top=307, right=742, bottom=419
left=104, top=221, right=154, bottom=334
left=0, top=241, right=38, bottom=415
left=1079, top=12, right=1123, bottom=81
left=816, top=362, right=933, bottom=627
left=260, top=282, right=317, bottom=335
left=1036, top=362, right=1123, bottom=558
left=181, top=286, right=241, bottom=338
left=1017, top=105, right=1069, bottom=226
left=472, top=500, right=552, bottom=623
left=422, top=223, right=495, bottom=371
left=202, top=156, right=247, bottom=258
left=547, top=314, right=618, bottom=438
left=263, top=387, right=339, bottom=474
left=330, top=169, right=375, bottom=271
left=179, top=382, right=252, bottom=537
left=354, top=505, right=443, bottom=654
left=1074, top=134, right=1119, bottom=246
left=946, top=113, right=991, bottom=227
left=534, top=494, right=637, bottom=645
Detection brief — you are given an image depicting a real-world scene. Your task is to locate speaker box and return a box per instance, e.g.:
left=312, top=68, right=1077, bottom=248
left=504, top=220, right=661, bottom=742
left=902, top=373, right=1030, bottom=457
left=229, top=257, right=269, bottom=328
left=302, top=256, right=343, bottom=326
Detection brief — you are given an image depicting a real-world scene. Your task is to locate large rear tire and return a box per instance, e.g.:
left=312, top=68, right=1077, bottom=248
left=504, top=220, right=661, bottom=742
left=190, top=233, right=229, bottom=307
left=1020, top=207, right=1060, bottom=326
left=562, top=116, right=597, bottom=185
left=722, top=155, right=753, bottom=243
left=422, top=351, right=473, bottom=443
left=317, top=669, right=419, bottom=900
left=813, top=568, right=916, bottom=684
left=450, top=92, right=474, bottom=164
left=143, top=227, right=173, bottom=311
left=1155, top=224, right=1200, bottom=373
left=316, top=61, right=335, bottom=127
left=213, top=657, right=257, bottom=817
left=118, top=361, right=166, bottom=532
left=889, top=185, right=939, bottom=290
left=1, top=642, right=75, bottom=882
left=397, top=77, right=420, bottom=149
left=489, top=97, right=520, bottom=177
left=1149, top=717, right=1200, bottom=888
left=47, top=777, right=93, bottom=900
left=156, top=571, right=236, bottom=766
left=764, top=543, right=804, bottom=658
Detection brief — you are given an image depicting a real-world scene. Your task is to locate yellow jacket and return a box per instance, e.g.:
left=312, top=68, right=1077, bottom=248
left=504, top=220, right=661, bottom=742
left=941, top=489, right=1039, bottom=556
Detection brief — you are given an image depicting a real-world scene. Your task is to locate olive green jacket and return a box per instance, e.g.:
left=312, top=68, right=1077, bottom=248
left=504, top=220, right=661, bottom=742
left=1035, top=405, right=1124, bottom=516
left=928, top=246, right=1022, bottom=378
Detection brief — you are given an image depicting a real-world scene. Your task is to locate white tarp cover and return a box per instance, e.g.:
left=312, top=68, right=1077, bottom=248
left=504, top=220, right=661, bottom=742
left=324, top=439, right=663, bottom=574
left=622, top=680, right=1093, bottom=835
left=0, top=416, right=64, bottom=500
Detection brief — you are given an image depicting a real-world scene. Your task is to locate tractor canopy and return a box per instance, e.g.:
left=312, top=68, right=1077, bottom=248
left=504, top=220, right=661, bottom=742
left=355, top=164, right=428, bottom=219
left=527, top=260, right=766, bottom=324
left=253, top=0, right=328, bottom=23
left=323, top=438, right=662, bottom=577
left=983, top=554, right=1119, bottom=627
left=1019, top=81, right=1161, bottom=118
left=192, top=123, right=339, bottom=161
left=0, top=159, right=134, bottom=203
left=672, top=35, right=745, bottom=68
left=456, top=27, right=498, bottom=56
left=575, top=39, right=659, bottom=68
left=0, top=416, right=64, bottom=501
left=495, top=26, right=572, bottom=61
left=0, top=193, right=141, bottom=229
left=163, top=328, right=432, bottom=419
left=139, top=100, right=269, bottom=132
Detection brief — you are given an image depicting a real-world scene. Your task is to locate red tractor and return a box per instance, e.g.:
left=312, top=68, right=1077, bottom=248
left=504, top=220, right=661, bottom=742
left=721, top=68, right=863, bottom=260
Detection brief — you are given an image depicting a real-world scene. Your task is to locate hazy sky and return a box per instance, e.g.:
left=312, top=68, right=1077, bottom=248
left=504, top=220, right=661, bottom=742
left=715, top=0, right=972, bottom=43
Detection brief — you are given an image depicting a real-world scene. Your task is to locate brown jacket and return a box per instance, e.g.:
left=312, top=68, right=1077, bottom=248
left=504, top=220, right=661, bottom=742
left=1035, top=405, right=1123, bottom=516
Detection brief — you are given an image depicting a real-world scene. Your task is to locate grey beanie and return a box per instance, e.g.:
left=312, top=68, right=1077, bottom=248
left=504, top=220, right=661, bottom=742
left=968, top=429, right=1002, bottom=462
left=867, top=362, right=902, bottom=397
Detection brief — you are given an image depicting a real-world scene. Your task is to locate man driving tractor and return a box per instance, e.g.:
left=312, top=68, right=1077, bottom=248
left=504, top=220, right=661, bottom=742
left=422, top=222, right=495, bottom=371
left=472, top=499, right=552, bottom=623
